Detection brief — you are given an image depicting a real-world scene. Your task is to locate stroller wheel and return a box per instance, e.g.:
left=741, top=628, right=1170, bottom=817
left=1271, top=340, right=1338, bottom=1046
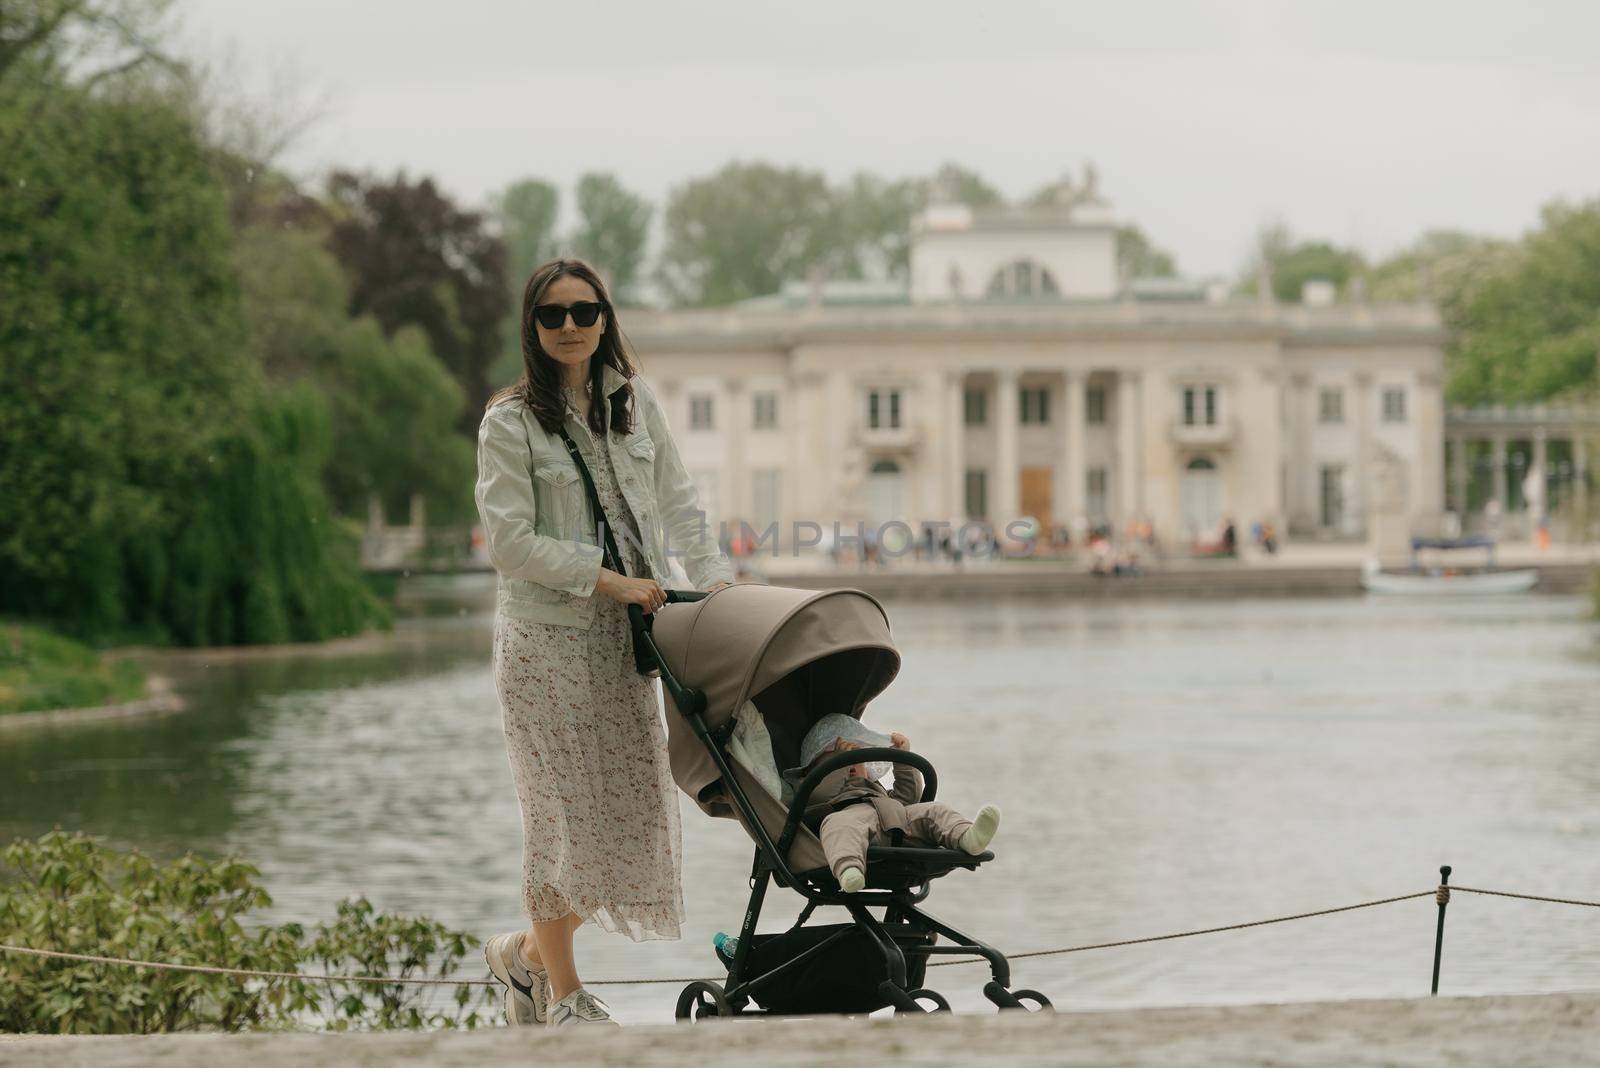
left=904, top=987, right=951, bottom=1013
left=1010, top=989, right=1054, bottom=1012
left=675, top=980, right=732, bottom=1021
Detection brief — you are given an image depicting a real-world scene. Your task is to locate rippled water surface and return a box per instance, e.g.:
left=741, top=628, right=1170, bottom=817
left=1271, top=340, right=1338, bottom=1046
left=5, top=576, right=1598, bottom=1022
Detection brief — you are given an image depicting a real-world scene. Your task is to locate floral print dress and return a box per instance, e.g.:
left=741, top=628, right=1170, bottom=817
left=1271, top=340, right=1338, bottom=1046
left=491, top=389, right=684, bottom=941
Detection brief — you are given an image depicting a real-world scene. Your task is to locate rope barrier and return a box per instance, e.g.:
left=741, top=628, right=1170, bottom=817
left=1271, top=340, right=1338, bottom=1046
left=1449, top=886, right=1600, bottom=909
left=929, top=890, right=1437, bottom=966
left=2, top=882, right=1595, bottom=990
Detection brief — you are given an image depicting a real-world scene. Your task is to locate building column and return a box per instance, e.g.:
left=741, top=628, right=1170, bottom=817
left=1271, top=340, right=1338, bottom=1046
left=1531, top=428, right=1548, bottom=521
left=1490, top=434, right=1508, bottom=513
left=1573, top=434, right=1589, bottom=534
left=1063, top=369, right=1086, bottom=525
left=723, top=378, right=745, bottom=531
left=946, top=370, right=966, bottom=523
left=1288, top=372, right=1313, bottom=532
left=1450, top=434, right=1469, bottom=517
left=994, top=368, right=1020, bottom=524
left=1116, top=371, right=1142, bottom=528
left=1354, top=371, right=1374, bottom=535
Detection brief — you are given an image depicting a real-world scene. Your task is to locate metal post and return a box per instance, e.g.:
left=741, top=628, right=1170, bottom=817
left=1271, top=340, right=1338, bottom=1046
left=1430, top=865, right=1452, bottom=995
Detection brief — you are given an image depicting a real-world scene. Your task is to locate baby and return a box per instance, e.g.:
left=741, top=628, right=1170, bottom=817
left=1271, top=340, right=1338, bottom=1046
left=794, top=713, right=1000, bottom=893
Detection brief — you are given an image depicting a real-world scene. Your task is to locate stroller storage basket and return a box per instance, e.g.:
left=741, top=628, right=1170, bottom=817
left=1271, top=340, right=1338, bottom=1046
left=741, top=922, right=933, bottom=1015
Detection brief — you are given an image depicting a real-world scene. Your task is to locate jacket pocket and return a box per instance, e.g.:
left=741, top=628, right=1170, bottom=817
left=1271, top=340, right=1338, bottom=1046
left=624, top=432, right=656, bottom=463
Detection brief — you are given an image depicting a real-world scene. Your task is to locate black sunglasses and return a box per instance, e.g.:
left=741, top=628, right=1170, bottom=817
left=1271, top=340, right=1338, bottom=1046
left=532, top=301, right=606, bottom=330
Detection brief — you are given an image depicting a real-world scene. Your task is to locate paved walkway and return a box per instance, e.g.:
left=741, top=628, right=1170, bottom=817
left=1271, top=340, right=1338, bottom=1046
left=5, top=993, right=1596, bottom=1067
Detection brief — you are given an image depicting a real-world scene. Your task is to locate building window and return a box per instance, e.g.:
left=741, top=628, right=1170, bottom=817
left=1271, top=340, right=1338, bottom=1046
left=867, top=389, right=902, bottom=429
left=1318, top=388, right=1344, bottom=424
left=1087, top=467, right=1108, bottom=518
left=1020, top=387, right=1050, bottom=425
left=1382, top=387, right=1407, bottom=423
left=963, top=388, right=987, bottom=426
left=1182, top=385, right=1218, bottom=427
left=1320, top=464, right=1344, bottom=528
left=985, top=259, right=1061, bottom=299
left=964, top=468, right=988, bottom=519
left=689, top=394, right=715, bottom=430
left=1086, top=385, right=1107, bottom=425
left=750, top=468, right=781, bottom=531
left=752, top=391, right=778, bottom=430
left=692, top=469, right=720, bottom=523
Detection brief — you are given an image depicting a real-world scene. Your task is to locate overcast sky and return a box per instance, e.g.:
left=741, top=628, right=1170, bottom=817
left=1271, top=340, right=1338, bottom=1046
left=181, top=0, right=1600, bottom=279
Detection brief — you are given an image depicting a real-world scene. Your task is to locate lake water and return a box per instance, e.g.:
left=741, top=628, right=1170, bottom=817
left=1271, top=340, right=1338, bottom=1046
left=4, top=576, right=1599, bottom=1023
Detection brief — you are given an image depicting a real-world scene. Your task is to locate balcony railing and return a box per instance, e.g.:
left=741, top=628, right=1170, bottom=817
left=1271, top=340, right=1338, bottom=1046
left=1168, top=417, right=1238, bottom=447
left=856, top=422, right=922, bottom=449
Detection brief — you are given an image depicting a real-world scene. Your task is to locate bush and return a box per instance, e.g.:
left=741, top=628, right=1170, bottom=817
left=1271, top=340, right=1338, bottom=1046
left=0, top=832, right=493, bottom=1033
left=0, top=623, right=146, bottom=716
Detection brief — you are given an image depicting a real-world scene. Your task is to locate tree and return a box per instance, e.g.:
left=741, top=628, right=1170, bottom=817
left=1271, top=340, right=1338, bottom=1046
left=0, top=12, right=384, bottom=645
left=1116, top=225, right=1178, bottom=279
left=572, top=172, right=652, bottom=301
left=658, top=161, right=842, bottom=305
left=493, top=177, right=560, bottom=291
left=488, top=177, right=559, bottom=386
left=232, top=224, right=474, bottom=523
left=1446, top=199, right=1600, bottom=404
left=1242, top=221, right=1365, bottom=302
left=832, top=172, right=924, bottom=280
left=928, top=161, right=1003, bottom=208
left=325, top=171, right=508, bottom=428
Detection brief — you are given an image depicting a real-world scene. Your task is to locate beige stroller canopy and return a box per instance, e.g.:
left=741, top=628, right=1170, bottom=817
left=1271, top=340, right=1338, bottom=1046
left=654, top=584, right=900, bottom=864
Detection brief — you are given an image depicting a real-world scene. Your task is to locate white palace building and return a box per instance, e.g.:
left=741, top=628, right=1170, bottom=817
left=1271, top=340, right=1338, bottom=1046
left=626, top=185, right=1449, bottom=550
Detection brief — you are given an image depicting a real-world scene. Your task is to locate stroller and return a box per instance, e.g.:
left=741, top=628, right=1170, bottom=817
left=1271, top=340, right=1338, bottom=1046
left=633, top=583, right=1054, bottom=1018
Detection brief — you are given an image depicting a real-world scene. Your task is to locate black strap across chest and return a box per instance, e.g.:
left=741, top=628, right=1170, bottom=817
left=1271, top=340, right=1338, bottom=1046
left=557, top=425, right=627, bottom=578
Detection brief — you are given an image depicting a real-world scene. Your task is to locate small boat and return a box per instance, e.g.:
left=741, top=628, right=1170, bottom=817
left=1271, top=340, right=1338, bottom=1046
left=1361, top=536, right=1539, bottom=595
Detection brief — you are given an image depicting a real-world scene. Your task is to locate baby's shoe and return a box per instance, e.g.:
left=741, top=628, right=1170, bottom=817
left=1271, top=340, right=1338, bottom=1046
left=957, top=805, right=1000, bottom=855
left=838, top=867, right=866, bottom=893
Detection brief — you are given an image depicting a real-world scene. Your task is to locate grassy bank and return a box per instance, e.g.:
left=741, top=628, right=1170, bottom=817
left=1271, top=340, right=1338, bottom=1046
left=0, top=623, right=147, bottom=716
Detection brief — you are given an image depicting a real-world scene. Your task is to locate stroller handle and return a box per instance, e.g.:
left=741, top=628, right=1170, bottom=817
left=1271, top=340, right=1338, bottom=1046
left=777, top=747, right=939, bottom=858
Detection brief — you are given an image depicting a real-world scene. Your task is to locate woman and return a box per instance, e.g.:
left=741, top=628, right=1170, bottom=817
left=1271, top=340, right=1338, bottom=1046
left=474, top=259, right=733, bottom=1027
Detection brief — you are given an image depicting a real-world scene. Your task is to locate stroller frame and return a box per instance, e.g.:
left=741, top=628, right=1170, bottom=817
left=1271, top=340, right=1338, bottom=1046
left=632, top=594, right=1052, bottom=1018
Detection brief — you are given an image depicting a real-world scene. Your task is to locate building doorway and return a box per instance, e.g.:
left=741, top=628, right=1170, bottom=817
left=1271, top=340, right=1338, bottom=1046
left=1180, top=456, right=1223, bottom=538
left=1020, top=466, right=1053, bottom=526
left=866, top=459, right=905, bottom=527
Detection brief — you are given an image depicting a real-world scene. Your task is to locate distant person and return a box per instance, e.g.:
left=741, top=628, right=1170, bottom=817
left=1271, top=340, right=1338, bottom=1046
left=1221, top=518, right=1237, bottom=557
left=475, top=259, right=733, bottom=1027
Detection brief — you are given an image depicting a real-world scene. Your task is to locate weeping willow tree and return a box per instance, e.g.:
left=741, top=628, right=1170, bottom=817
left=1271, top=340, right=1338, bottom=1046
left=0, top=2, right=385, bottom=645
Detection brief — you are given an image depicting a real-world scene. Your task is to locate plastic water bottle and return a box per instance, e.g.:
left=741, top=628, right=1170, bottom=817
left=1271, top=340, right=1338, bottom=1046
left=713, top=931, right=738, bottom=962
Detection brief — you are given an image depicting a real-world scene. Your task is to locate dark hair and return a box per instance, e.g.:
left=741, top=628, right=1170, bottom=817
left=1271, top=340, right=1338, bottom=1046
left=486, top=258, right=636, bottom=437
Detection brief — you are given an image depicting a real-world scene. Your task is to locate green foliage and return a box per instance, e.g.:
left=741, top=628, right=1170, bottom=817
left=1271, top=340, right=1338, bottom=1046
left=305, top=897, right=487, bottom=1031
left=0, top=623, right=146, bottom=715
left=572, top=172, right=652, bottom=302
left=1116, top=225, right=1178, bottom=279
left=494, top=177, right=561, bottom=286
left=1242, top=221, right=1365, bottom=302
left=325, top=171, right=508, bottom=425
left=0, top=77, right=386, bottom=645
left=233, top=224, right=474, bottom=524
left=929, top=161, right=1003, bottom=208
left=832, top=172, right=925, bottom=280
left=0, top=831, right=492, bottom=1033
left=659, top=161, right=843, bottom=306
left=1444, top=199, right=1600, bottom=405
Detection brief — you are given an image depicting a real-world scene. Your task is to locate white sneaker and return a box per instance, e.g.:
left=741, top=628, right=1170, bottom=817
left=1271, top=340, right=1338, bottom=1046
left=484, top=931, right=548, bottom=1027
left=838, top=866, right=866, bottom=893
left=548, top=987, right=619, bottom=1027
left=957, top=805, right=1000, bottom=855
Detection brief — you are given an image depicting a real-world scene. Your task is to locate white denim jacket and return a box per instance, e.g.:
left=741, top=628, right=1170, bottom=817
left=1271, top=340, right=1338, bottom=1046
left=474, top=365, right=734, bottom=629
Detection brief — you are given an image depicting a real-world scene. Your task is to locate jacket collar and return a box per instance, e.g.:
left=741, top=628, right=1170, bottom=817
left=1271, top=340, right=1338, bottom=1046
left=600, top=363, right=632, bottom=398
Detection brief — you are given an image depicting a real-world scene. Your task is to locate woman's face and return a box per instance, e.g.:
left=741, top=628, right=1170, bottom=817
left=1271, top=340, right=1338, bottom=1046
left=534, top=274, right=606, bottom=373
